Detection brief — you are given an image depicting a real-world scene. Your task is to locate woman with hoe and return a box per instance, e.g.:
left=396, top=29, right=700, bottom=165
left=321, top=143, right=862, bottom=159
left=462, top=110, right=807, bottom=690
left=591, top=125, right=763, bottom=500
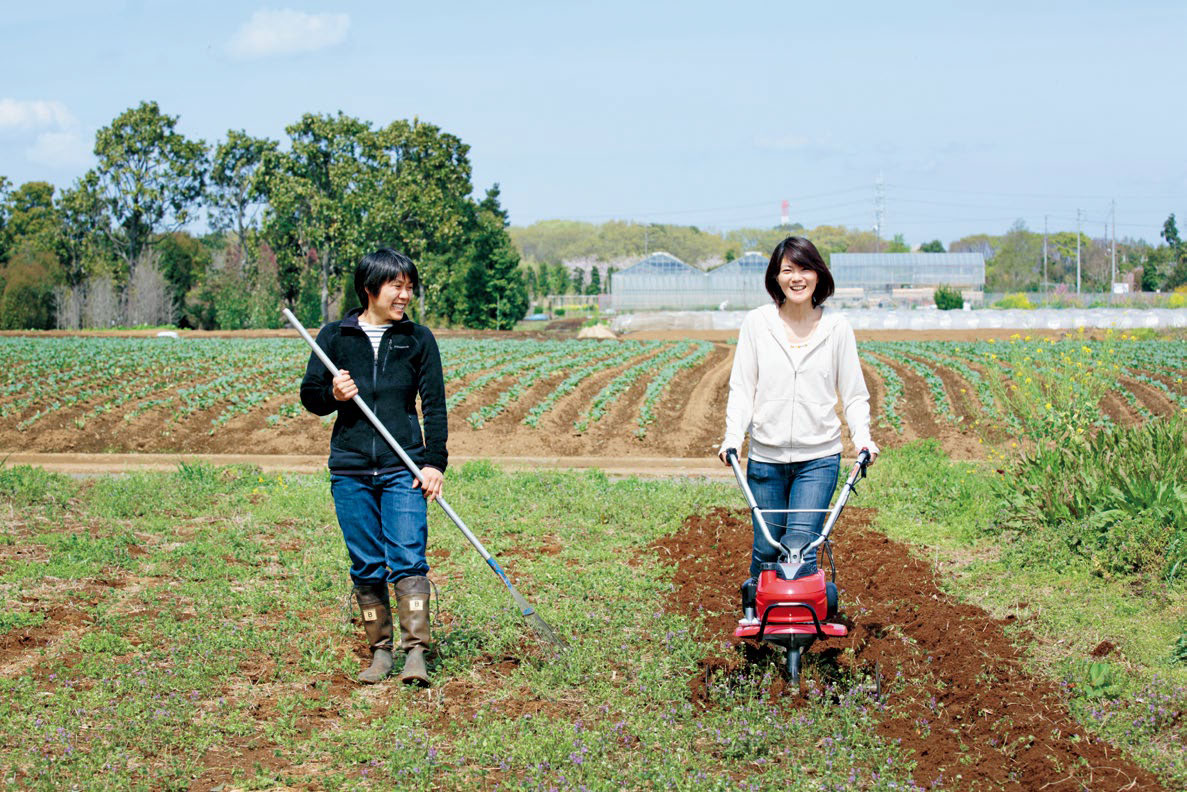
left=300, top=249, right=447, bottom=685
left=719, top=236, right=879, bottom=594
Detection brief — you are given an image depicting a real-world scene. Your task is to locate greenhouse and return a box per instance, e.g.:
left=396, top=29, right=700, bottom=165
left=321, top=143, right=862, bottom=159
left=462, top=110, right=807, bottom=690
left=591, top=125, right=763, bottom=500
left=608, top=250, right=986, bottom=311
left=704, top=251, right=769, bottom=309
left=829, top=253, right=985, bottom=290
left=609, top=252, right=711, bottom=310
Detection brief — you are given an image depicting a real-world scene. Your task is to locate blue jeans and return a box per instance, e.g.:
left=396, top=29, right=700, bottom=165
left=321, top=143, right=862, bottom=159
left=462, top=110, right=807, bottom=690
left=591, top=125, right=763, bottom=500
left=746, top=454, right=840, bottom=578
left=330, top=469, right=429, bottom=586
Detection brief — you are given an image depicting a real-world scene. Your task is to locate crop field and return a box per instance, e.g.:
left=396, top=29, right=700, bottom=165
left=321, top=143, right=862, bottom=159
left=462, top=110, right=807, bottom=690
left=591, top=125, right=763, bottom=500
left=0, top=329, right=1184, bottom=462
left=1, top=329, right=1186, bottom=790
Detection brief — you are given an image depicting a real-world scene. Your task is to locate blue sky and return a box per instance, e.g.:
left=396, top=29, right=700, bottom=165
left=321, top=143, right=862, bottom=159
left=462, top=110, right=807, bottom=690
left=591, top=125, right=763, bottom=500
left=3, top=0, right=1183, bottom=245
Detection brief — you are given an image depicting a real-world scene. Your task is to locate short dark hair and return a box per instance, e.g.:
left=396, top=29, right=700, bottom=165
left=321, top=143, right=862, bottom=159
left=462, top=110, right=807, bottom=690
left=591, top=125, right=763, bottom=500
left=354, top=248, right=419, bottom=307
left=765, top=236, right=834, bottom=308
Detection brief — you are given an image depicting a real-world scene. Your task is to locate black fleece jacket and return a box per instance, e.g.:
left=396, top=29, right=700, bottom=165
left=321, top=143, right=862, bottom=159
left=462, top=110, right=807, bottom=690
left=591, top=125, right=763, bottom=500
left=300, top=309, right=448, bottom=474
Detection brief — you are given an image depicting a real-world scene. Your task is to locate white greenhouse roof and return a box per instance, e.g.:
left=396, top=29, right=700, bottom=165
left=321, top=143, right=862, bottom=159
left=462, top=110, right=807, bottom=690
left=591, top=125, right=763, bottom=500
left=616, top=251, right=700, bottom=277
left=708, top=251, right=767, bottom=276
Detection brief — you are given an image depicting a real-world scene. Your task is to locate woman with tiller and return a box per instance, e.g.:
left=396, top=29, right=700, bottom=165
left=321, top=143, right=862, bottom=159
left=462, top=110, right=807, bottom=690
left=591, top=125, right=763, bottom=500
left=719, top=236, right=879, bottom=597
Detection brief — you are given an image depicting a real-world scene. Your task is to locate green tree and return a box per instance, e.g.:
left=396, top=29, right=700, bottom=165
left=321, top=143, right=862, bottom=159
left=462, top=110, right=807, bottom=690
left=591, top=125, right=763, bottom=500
left=89, top=101, right=208, bottom=272
left=587, top=265, right=601, bottom=295
left=920, top=239, right=945, bottom=253
left=208, top=130, right=277, bottom=265
left=1, top=182, right=61, bottom=270
left=5, top=182, right=57, bottom=247
left=263, top=114, right=474, bottom=323
left=1161, top=213, right=1181, bottom=251
left=987, top=221, right=1041, bottom=291
left=570, top=266, right=585, bottom=294
left=57, top=175, right=111, bottom=285
left=1140, top=250, right=1166, bottom=291
left=1160, top=213, right=1187, bottom=289
left=549, top=262, right=568, bottom=295
left=887, top=233, right=910, bottom=253
left=261, top=112, right=372, bottom=323
left=0, top=245, right=58, bottom=329
left=458, top=186, right=527, bottom=330
left=155, top=231, right=213, bottom=319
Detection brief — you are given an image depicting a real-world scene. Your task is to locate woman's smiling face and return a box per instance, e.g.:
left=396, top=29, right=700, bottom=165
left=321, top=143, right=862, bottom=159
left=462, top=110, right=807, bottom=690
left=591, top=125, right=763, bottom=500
left=368, top=275, right=415, bottom=321
left=776, top=257, right=818, bottom=307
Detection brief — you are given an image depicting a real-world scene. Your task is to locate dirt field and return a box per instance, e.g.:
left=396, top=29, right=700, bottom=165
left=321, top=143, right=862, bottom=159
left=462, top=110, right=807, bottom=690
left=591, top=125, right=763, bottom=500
left=3, top=328, right=1175, bottom=466
left=654, top=506, right=1167, bottom=791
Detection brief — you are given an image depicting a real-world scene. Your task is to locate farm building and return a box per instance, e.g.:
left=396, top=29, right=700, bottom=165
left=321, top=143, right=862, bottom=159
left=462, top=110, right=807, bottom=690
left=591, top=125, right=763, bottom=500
left=705, top=251, right=769, bottom=308
left=828, top=253, right=985, bottom=291
left=609, top=250, right=986, bottom=310
left=609, top=251, right=709, bottom=310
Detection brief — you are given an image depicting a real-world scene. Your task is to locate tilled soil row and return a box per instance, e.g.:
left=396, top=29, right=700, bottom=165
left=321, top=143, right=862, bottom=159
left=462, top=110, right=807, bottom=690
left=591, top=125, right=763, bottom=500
left=653, top=506, right=1167, bottom=792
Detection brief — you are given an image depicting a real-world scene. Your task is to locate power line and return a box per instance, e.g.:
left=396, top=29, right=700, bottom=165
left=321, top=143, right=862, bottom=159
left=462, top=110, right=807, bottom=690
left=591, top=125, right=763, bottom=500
left=888, top=183, right=1184, bottom=202
left=562, top=185, right=870, bottom=222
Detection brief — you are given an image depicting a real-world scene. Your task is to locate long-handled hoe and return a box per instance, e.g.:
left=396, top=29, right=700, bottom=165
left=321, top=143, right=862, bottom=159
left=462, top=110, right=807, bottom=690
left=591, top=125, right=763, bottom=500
left=283, top=308, right=567, bottom=651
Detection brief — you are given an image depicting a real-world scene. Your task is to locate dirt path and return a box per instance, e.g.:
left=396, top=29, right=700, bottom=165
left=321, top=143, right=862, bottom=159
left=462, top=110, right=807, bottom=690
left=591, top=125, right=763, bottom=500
left=653, top=506, right=1168, bottom=791
left=0, top=452, right=739, bottom=478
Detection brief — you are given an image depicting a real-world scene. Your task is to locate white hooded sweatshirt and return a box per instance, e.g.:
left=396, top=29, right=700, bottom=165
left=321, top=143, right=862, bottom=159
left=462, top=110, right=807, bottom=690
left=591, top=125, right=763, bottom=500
left=721, top=304, right=878, bottom=463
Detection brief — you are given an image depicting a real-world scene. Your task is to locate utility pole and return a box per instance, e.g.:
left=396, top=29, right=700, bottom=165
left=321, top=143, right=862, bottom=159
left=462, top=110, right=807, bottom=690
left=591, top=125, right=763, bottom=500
left=1110, top=200, right=1117, bottom=292
left=1076, top=208, right=1082, bottom=295
left=1043, top=215, right=1048, bottom=303
left=874, top=173, right=885, bottom=251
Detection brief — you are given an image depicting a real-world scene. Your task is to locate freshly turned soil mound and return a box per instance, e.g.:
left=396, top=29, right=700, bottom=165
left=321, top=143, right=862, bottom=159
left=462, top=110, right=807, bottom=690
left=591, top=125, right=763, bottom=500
left=653, top=506, right=1167, bottom=792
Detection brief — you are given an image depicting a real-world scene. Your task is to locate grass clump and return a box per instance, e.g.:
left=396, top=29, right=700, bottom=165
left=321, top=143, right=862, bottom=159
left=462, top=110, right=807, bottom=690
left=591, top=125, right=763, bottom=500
left=996, top=414, right=1187, bottom=582
left=0, top=611, right=45, bottom=633
left=0, top=464, right=76, bottom=508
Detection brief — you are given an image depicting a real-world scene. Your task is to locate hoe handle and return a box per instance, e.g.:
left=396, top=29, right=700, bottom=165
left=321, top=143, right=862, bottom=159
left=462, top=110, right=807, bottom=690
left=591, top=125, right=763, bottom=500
left=282, top=309, right=503, bottom=569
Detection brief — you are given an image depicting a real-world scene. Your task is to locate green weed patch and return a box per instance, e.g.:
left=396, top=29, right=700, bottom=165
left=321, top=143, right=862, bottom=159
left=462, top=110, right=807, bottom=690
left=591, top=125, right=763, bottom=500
left=997, top=413, right=1187, bottom=581
left=868, top=441, right=1187, bottom=788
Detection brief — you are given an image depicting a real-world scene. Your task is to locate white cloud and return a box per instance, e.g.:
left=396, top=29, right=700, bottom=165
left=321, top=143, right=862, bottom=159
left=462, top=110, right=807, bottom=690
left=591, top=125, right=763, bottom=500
left=228, top=9, right=350, bottom=59
left=26, top=130, right=93, bottom=170
left=0, top=99, right=76, bottom=131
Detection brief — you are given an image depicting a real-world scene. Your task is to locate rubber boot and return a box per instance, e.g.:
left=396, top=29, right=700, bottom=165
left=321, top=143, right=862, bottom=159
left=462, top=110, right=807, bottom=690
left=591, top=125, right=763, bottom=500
left=353, top=583, right=394, bottom=684
left=395, top=575, right=431, bottom=686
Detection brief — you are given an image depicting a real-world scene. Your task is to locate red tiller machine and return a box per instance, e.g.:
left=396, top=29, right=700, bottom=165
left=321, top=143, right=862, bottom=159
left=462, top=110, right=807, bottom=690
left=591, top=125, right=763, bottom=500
left=724, top=448, right=872, bottom=680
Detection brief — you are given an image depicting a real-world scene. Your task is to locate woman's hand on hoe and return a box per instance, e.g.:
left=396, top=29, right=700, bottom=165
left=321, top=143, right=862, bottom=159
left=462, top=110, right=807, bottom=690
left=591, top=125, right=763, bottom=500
left=332, top=370, right=358, bottom=401
left=415, top=467, right=444, bottom=502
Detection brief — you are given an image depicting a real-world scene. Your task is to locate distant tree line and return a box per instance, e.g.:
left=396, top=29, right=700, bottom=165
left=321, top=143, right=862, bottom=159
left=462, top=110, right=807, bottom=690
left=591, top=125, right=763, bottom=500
left=511, top=217, right=1187, bottom=298
left=0, top=101, right=527, bottom=330
left=4, top=102, right=1184, bottom=331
